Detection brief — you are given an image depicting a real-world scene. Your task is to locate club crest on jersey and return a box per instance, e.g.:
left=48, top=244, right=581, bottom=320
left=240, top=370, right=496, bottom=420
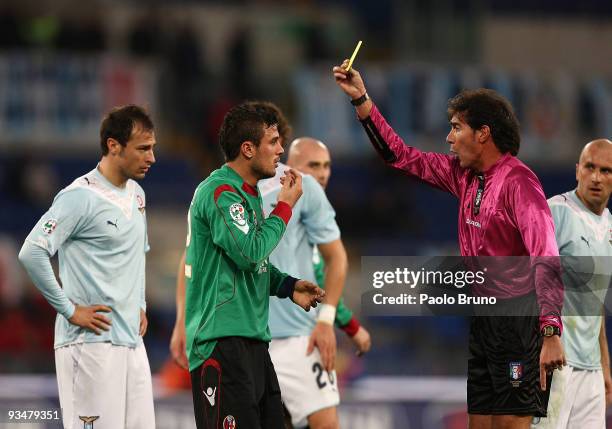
left=509, top=361, right=523, bottom=387
left=137, top=195, right=145, bottom=214
left=42, top=219, right=58, bottom=234
left=229, top=203, right=249, bottom=234
left=223, top=415, right=236, bottom=429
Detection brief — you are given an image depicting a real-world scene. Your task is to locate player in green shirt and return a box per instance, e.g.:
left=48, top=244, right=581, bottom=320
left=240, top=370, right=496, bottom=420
left=184, top=102, right=324, bottom=429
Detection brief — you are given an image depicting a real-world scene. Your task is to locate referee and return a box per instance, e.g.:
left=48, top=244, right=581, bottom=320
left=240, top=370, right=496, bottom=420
left=333, top=62, right=565, bottom=429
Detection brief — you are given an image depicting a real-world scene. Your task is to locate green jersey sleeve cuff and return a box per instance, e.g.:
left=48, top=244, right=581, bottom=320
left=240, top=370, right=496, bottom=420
left=270, top=201, right=292, bottom=225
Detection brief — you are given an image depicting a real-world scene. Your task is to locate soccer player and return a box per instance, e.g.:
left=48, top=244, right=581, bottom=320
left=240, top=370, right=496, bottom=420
left=263, top=137, right=370, bottom=429
left=171, top=117, right=369, bottom=372
left=333, top=62, right=565, bottom=429
left=287, top=137, right=371, bottom=357
left=536, top=139, right=612, bottom=429
left=184, top=102, right=324, bottom=429
left=18, top=105, right=157, bottom=429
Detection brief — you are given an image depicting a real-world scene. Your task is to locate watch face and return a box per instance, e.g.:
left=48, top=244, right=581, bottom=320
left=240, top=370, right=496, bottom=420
left=543, top=326, right=554, bottom=336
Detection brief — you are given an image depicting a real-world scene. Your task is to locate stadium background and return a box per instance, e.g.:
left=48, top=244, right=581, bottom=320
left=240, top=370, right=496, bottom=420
left=0, top=0, right=611, bottom=427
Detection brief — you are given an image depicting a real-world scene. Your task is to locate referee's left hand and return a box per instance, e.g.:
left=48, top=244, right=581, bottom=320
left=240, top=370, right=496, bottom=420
left=539, top=335, right=566, bottom=391
left=292, top=280, right=325, bottom=312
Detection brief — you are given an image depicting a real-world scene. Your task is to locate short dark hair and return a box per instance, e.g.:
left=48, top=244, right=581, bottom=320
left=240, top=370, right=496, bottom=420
left=248, top=101, right=292, bottom=145
left=218, top=101, right=282, bottom=161
left=447, top=89, right=520, bottom=156
left=100, top=105, right=154, bottom=155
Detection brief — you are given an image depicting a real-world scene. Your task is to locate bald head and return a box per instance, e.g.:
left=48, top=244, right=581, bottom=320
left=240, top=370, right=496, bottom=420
left=579, top=139, right=612, bottom=163
left=287, top=137, right=331, bottom=189
left=575, top=138, right=612, bottom=215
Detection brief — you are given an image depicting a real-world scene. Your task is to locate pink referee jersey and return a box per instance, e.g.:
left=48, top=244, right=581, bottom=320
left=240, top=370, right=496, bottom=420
left=364, top=104, right=563, bottom=331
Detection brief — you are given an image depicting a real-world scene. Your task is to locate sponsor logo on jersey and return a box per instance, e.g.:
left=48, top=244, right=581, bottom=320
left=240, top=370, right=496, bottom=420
left=79, top=416, right=99, bottom=429
left=229, top=203, right=249, bottom=234
left=257, top=259, right=268, bottom=274
left=509, top=361, right=523, bottom=387
left=107, top=219, right=118, bottom=229
left=466, top=218, right=481, bottom=228
left=223, top=415, right=236, bottom=429
left=42, top=219, right=58, bottom=234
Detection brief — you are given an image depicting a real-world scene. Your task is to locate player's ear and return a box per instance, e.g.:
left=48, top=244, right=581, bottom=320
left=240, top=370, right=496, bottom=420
left=477, top=125, right=490, bottom=143
left=241, top=141, right=255, bottom=160
left=107, top=138, right=121, bottom=156
left=575, top=163, right=579, bottom=182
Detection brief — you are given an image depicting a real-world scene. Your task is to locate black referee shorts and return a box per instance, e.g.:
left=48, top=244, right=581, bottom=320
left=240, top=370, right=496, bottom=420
left=190, top=337, right=284, bottom=429
left=467, top=293, right=552, bottom=417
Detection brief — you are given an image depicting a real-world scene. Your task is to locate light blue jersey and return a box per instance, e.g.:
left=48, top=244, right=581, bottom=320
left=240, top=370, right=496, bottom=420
left=21, top=167, right=149, bottom=349
left=548, top=190, right=612, bottom=370
left=260, top=163, right=340, bottom=338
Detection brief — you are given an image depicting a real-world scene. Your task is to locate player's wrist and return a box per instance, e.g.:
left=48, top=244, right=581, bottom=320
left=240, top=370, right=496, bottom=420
left=271, top=201, right=293, bottom=224
left=317, top=303, right=336, bottom=326
left=63, top=302, right=77, bottom=321
left=351, top=92, right=369, bottom=106
left=340, top=316, right=361, bottom=337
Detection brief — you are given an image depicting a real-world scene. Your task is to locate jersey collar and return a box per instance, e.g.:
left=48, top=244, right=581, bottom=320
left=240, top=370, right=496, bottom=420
left=223, top=165, right=259, bottom=197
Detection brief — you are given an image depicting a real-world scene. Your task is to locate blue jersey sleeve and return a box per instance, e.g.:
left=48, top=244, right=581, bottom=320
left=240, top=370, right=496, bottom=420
left=24, top=188, right=90, bottom=256
left=301, top=175, right=340, bottom=245
left=18, top=188, right=90, bottom=319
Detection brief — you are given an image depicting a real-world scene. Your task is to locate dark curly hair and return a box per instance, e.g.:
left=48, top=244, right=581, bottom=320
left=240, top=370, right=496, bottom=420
left=218, top=101, right=283, bottom=161
left=447, top=89, right=520, bottom=156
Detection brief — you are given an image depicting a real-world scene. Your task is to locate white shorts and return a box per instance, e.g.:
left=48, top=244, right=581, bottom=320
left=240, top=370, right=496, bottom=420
left=532, top=366, right=605, bottom=429
left=269, top=335, right=339, bottom=428
left=55, top=342, right=155, bottom=429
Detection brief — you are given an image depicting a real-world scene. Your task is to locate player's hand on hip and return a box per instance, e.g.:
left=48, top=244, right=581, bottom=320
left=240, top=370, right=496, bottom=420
left=332, top=60, right=367, bottom=100
left=292, top=280, right=325, bottom=311
left=68, top=304, right=112, bottom=335
left=351, top=326, right=372, bottom=356
left=308, top=322, right=337, bottom=372
left=139, top=309, right=148, bottom=337
left=170, top=320, right=189, bottom=370
left=539, top=335, right=566, bottom=391
left=277, top=169, right=303, bottom=208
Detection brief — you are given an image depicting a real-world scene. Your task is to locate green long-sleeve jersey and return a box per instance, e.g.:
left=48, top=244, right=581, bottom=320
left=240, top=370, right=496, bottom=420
left=185, top=165, right=294, bottom=371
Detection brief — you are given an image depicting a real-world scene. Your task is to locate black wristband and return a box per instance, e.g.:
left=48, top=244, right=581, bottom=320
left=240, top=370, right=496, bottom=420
left=277, top=275, right=298, bottom=299
left=351, top=92, right=369, bottom=106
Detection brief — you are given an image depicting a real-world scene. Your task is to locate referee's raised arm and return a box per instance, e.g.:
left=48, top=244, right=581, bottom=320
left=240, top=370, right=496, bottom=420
left=332, top=60, right=372, bottom=119
left=332, top=61, right=461, bottom=196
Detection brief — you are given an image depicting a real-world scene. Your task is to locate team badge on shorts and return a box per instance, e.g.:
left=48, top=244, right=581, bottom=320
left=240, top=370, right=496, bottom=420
left=509, top=361, right=523, bottom=387
left=223, top=415, right=236, bottom=429
left=42, top=219, right=58, bottom=234
left=229, top=203, right=249, bottom=234
left=79, top=416, right=99, bottom=429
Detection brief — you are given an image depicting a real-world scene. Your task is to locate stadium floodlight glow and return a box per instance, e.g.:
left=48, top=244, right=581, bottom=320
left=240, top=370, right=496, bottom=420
left=344, top=40, right=363, bottom=72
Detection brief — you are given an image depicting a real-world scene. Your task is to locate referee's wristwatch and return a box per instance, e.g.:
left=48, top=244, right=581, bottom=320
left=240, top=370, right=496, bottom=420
left=351, top=92, right=369, bottom=106
left=541, top=325, right=561, bottom=337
